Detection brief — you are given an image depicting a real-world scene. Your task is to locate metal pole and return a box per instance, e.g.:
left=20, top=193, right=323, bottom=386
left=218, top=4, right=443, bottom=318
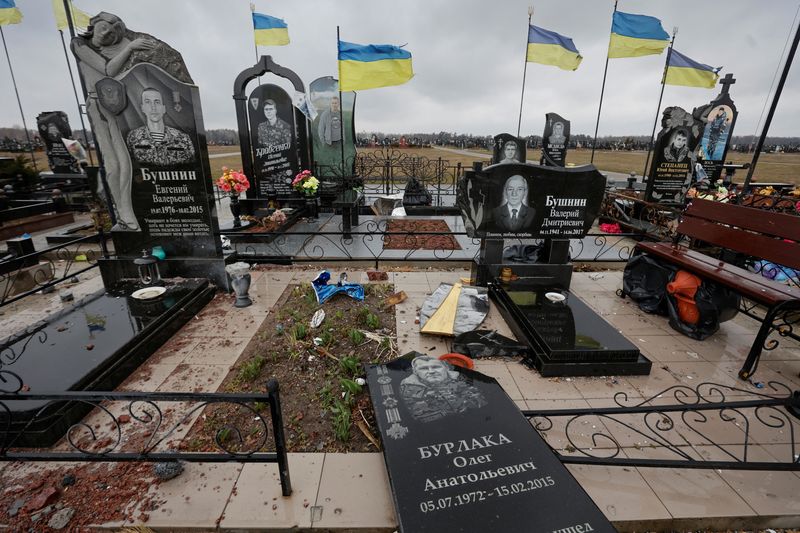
left=1, top=26, right=38, bottom=172
left=591, top=0, right=618, bottom=163
left=744, top=14, right=800, bottom=191
left=58, top=30, right=94, bottom=165
left=641, top=29, right=677, bottom=181
left=250, top=3, right=261, bottom=85
left=337, top=26, right=347, bottom=179
left=516, top=6, right=534, bottom=137
left=267, top=379, right=292, bottom=496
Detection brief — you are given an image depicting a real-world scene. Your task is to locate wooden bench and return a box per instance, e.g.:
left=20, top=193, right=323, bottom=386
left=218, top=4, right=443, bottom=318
left=632, top=198, right=800, bottom=380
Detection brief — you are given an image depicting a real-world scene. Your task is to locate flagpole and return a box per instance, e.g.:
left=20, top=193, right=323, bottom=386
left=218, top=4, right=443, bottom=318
left=516, top=6, right=533, bottom=137
left=1, top=26, right=38, bottom=172
left=744, top=13, right=800, bottom=191
left=591, top=0, right=618, bottom=164
left=58, top=29, right=94, bottom=165
left=250, top=3, right=262, bottom=85
left=336, top=26, right=346, bottom=178
left=641, top=28, right=677, bottom=181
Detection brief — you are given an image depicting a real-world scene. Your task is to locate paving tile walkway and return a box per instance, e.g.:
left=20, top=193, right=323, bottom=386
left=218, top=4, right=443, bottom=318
left=1, top=266, right=799, bottom=531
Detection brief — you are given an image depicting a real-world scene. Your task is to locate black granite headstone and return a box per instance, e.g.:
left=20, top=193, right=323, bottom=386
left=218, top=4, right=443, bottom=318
left=367, top=352, right=616, bottom=533
left=36, top=111, right=80, bottom=174
left=696, top=91, right=737, bottom=183
left=540, top=113, right=570, bottom=167
left=247, top=84, right=302, bottom=197
left=491, top=134, right=526, bottom=165
left=457, top=163, right=606, bottom=239
left=644, top=106, right=703, bottom=204
left=452, top=330, right=531, bottom=358
left=71, top=12, right=224, bottom=287
left=110, top=64, right=221, bottom=261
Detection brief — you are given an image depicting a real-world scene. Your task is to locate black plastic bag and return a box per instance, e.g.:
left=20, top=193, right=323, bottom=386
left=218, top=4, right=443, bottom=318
left=622, top=252, right=677, bottom=315
left=666, top=280, right=740, bottom=340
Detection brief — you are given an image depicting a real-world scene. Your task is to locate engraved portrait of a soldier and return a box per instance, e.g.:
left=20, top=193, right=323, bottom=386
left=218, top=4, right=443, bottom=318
left=400, top=356, right=487, bottom=423
left=126, top=87, right=195, bottom=166
left=257, top=99, right=292, bottom=148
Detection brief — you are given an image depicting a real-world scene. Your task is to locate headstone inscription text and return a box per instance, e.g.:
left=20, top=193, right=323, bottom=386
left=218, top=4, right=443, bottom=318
left=367, top=353, right=616, bottom=533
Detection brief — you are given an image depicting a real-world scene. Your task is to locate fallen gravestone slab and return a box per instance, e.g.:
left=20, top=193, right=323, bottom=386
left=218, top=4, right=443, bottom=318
left=367, top=352, right=616, bottom=533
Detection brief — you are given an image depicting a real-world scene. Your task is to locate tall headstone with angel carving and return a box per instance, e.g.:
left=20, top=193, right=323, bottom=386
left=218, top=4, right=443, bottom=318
left=71, top=11, right=224, bottom=286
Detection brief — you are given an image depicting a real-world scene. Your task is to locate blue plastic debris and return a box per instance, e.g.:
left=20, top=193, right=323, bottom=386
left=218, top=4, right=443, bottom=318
left=311, top=271, right=365, bottom=304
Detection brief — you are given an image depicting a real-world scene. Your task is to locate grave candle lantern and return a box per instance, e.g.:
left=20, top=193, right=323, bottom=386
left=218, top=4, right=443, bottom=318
left=134, top=249, right=162, bottom=286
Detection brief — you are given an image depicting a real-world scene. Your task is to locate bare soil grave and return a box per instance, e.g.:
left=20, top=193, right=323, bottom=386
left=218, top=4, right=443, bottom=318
left=184, top=281, right=399, bottom=453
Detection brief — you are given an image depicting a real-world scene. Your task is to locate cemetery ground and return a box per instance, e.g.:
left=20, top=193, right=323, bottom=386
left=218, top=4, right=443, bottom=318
left=0, top=238, right=799, bottom=530
left=6, top=145, right=800, bottom=185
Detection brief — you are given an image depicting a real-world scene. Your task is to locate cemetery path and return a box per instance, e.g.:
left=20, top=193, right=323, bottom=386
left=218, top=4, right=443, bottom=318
left=1, top=268, right=798, bottom=531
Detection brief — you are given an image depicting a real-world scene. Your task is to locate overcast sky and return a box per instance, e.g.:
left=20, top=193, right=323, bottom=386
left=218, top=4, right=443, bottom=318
left=2, top=0, right=800, bottom=137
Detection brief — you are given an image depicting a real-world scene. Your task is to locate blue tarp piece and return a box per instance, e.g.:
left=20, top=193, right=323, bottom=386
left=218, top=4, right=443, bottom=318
left=311, top=271, right=365, bottom=304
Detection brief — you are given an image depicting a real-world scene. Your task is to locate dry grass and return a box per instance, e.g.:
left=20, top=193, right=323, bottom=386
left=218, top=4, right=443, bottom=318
left=5, top=144, right=797, bottom=186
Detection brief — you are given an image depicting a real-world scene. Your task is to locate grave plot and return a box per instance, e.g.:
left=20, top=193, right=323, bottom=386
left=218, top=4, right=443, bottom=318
left=183, top=281, right=399, bottom=453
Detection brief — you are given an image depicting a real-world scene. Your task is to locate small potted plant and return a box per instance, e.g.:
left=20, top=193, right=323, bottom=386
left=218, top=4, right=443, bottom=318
left=292, top=170, right=320, bottom=220
left=216, top=167, right=250, bottom=228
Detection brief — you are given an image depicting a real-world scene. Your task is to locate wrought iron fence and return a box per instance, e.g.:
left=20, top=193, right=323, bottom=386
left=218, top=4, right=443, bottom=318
left=524, top=381, right=800, bottom=471
left=0, top=232, right=107, bottom=307
left=222, top=218, right=640, bottom=267
left=0, top=378, right=292, bottom=496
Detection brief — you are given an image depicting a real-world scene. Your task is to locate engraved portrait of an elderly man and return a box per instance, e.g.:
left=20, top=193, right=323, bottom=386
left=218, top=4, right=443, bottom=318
left=400, top=356, right=487, bottom=423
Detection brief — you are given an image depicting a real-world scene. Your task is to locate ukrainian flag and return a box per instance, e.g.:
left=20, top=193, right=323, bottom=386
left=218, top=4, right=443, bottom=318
left=608, top=11, right=670, bottom=58
left=665, top=50, right=720, bottom=89
left=252, top=12, right=289, bottom=46
left=0, top=0, right=22, bottom=26
left=338, top=41, right=414, bottom=92
left=527, top=25, right=582, bottom=71
left=52, top=0, right=91, bottom=31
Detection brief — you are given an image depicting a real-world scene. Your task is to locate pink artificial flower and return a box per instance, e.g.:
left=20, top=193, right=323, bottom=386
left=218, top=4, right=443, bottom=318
left=234, top=183, right=246, bottom=193
left=220, top=182, right=231, bottom=192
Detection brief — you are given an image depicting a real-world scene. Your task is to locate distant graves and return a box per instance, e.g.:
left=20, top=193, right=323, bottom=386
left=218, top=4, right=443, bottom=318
left=491, top=133, right=526, bottom=165
left=36, top=111, right=81, bottom=174
left=540, top=112, right=570, bottom=167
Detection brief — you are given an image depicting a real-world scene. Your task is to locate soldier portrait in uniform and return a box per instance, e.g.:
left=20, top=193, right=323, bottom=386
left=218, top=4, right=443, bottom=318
left=126, top=87, right=195, bottom=166
left=257, top=99, right=292, bottom=148
left=399, top=356, right=487, bottom=423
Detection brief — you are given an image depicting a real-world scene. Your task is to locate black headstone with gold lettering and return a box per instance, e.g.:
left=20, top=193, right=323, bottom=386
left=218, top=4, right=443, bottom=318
left=367, top=352, right=616, bottom=533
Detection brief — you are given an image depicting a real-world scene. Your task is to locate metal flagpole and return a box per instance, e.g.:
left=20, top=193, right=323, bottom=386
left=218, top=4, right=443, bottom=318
left=516, top=6, right=534, bottom=137
left=641, top=28, right=677, bottom=182
left=1, top=26, right=38, bottom=172
left=591, top=0, right=618, bottom=164
left=336, top=26, right=346, bottom=178
left=250, top=3, right=261, bottom=84
left=744, top=13, right=800, bottom=191
left=58, top=29, right=94, bottom=165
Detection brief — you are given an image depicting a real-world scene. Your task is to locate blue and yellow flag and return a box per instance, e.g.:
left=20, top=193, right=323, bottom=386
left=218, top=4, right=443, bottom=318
left=0, top=0, right=22, bottom=26
left=665, top=50, right=720, bottom=89
left=608, top=11, right=670, bottom=58
left=527, top=25, right=582, bottom=71
left=252, top=12, right=289, bottom=46
left=338, top=41, right=414, bottom=92
left=52, top=0, right=91, bottom=31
